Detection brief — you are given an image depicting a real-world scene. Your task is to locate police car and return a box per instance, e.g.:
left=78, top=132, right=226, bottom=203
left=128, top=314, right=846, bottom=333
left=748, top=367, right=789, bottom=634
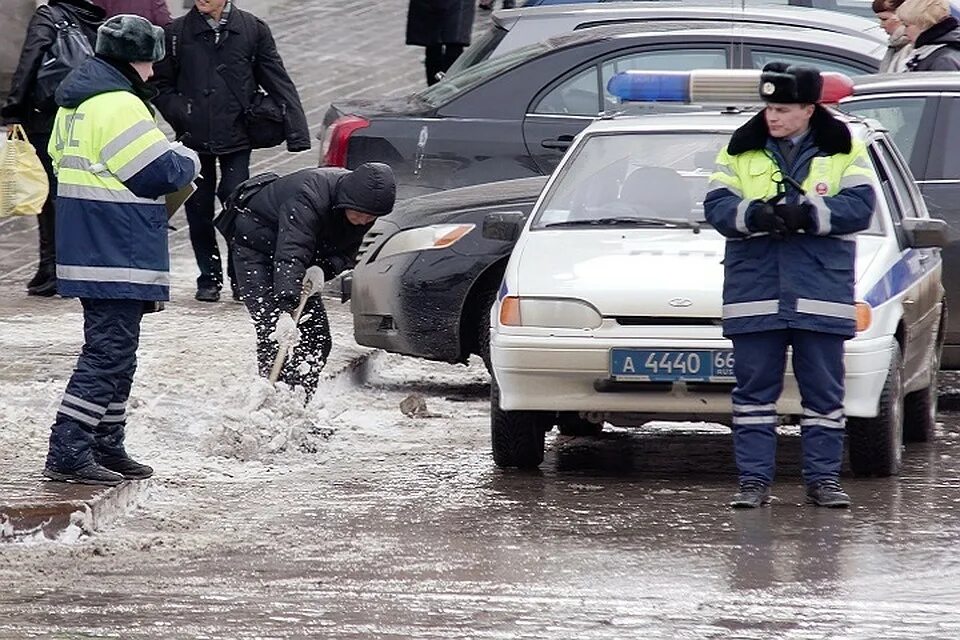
left=487, top=70, right=949, bottom=476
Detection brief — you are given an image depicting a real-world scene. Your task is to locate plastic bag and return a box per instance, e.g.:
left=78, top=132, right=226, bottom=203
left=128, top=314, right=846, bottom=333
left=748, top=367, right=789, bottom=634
left=0, top=125, right=49, bottom=218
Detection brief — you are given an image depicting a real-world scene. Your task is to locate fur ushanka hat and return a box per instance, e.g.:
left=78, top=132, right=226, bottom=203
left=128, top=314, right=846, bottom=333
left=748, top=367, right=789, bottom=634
left=96, top=14, right=166, bottom=63
left=759, top=62, right=823, bottom=104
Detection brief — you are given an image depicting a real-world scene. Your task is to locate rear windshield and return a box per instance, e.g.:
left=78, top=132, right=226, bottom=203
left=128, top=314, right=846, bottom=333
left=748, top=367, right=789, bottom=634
left=417, top=41, right=549, bottom=107
left=445, top=25, right=509, bottom=77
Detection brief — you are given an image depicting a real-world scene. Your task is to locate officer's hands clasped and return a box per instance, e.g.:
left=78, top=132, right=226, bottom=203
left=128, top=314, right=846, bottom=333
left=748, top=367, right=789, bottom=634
left=747, top=194, right=815, bottom=239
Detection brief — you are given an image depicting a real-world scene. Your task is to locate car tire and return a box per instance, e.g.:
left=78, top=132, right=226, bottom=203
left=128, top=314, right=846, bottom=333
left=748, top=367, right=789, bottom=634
left=903, top=324, right=943, bottom=443
left=476, top=288, right=496, bottom=375
left=847, top=343, right=904, bottom=477
left=556, top=412, right=603, bottom=437
left=490, top=380, right=547, bottom=469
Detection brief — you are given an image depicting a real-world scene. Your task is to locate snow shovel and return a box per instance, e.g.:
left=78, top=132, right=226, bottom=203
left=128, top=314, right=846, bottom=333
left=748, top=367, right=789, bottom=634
left=269, top=265, right=325, bottom=384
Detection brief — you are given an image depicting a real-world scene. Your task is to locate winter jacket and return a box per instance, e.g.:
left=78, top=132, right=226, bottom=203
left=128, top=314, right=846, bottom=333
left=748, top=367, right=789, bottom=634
left=1, top=0, right=105, bottom=135
left=234, top=165, right=396, bottom=311
left=92, top=0, right=172, bottom=26
left=906, top=17, right=960, bottom=71
left=49, top=56, right=201, bottom=301
left=406, top=0, right=475, bottom=46
left=151, top=6, right=310, bottom=154
left=704, top=108, right=876, bottom=338
left=880, top=27, right=913, bottom=73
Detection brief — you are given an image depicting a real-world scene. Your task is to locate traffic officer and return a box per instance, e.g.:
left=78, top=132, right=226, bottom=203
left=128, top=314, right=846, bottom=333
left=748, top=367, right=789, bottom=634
left=703, top=63, right=876, bottom=509
left=45, top=14, right=201, bottom=485
left=231, top=163, right=396, bottom=403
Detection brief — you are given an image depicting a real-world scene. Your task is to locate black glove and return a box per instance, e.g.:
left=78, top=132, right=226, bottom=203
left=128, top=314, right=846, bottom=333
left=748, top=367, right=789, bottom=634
left=774, top=202, right=816, bottom=233
left=747, top=200, right=788, bottom=239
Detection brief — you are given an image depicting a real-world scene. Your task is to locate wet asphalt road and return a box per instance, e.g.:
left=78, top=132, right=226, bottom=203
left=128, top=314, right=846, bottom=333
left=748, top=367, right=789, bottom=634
left=3, top=354, right=960, bottom=639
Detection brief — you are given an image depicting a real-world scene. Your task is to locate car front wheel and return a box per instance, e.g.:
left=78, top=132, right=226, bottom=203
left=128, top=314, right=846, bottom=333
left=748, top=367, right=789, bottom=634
left=847, top=343, right=904, bottom=477
left=490, top=380, right=548, bottom=469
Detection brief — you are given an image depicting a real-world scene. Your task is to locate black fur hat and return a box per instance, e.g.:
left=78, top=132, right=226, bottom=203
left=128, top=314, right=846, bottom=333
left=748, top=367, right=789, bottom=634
left=96, top=14, right=165, bottom=63
left=759, top=62, right=823, bottom=104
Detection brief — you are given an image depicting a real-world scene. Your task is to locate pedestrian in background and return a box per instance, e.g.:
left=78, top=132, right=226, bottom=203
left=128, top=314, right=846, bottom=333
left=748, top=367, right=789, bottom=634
left=406, top=0, right=475, bottom=86
left=230, top=163, right=396, bottom=402
left=899, top=0, right=960, bottom=69
left=704, top=63, right=876, bottom=510
left=1, top=0, right=106, bottom=297
left=44, top=14, right=200, bottom=485
left=92, top=0, right=172, bottom=26
left=478, top=1, right=515, bottom=11
left=152, top=0, right=311, bottom=303
left=874, top=0, right=913, bottom=72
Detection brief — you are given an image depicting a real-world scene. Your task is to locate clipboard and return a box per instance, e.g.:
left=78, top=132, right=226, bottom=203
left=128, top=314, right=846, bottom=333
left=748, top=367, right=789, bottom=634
left=166, top=181, right=196, bottom=219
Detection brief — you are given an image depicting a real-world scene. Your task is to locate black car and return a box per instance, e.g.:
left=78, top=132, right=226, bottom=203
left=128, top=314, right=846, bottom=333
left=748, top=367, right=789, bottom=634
left=347, top=177, right=546, bottom=370
left=841, top=73, right=960, bottom=368
left=319, top=24, right=883, bottom=198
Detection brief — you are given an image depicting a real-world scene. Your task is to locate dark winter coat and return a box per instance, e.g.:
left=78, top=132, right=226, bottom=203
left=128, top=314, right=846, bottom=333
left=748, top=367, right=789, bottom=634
left=234, top=166, right=396, bottom=311
left=92, top=0, right=172, bottom=26
left=151, top=7, right=310, bottom=154
left=906, top=17, right=960, bottom=71
left=1, top=0, right=105, bottom=135
left=406, top=0, right=475, bottom=46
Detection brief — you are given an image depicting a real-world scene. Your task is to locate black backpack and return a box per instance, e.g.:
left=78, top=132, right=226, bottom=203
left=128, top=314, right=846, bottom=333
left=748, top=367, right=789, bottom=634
left=33, top=5, right=95, bottom=110
left=215, top=172, right=280, bottom=239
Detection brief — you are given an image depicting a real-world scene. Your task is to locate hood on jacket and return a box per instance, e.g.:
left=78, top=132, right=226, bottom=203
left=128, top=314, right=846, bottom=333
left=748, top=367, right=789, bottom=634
left=55, top=56, right=135, bottom=108
left=335, top=162, right=397, bottom=216
left=51, top=0, right=106, bottom=25
left=916, top=16, right=960, bottom=47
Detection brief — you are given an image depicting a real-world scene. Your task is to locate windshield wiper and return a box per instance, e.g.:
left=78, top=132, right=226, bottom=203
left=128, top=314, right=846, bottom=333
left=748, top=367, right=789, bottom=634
left=544, top=217, right=702, bottom=232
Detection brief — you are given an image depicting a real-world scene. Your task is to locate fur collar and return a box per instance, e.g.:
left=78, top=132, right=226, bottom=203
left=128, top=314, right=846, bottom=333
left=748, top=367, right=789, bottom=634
left=727, top=106, right=852, bottom=156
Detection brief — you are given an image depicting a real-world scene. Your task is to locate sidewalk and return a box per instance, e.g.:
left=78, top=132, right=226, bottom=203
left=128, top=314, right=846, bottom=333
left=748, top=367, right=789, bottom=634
left=1, top=0, right=489, bottom=541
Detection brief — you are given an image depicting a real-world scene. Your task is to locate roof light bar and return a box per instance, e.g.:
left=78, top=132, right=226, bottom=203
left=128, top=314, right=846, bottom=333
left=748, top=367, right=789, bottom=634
left=606, top=70, right=854, bottom=106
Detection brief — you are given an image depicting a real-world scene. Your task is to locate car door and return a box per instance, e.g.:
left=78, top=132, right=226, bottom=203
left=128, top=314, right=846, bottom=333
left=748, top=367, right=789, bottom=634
left=521, top=45, right=731, bottom=174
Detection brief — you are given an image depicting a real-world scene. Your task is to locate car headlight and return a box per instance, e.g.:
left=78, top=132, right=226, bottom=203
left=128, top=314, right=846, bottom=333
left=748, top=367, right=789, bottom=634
left=499, top=296, right=602, bottom=329
left=374, top=224, right=475, bottom=261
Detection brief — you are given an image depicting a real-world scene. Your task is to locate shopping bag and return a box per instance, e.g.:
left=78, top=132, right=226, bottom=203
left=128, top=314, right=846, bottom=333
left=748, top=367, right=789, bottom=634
left=0, top=125, right=49, bottom=218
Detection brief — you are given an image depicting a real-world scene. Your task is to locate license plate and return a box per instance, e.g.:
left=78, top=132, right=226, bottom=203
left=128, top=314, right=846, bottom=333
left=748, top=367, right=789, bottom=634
left=610, top=349, right=735, bottom=382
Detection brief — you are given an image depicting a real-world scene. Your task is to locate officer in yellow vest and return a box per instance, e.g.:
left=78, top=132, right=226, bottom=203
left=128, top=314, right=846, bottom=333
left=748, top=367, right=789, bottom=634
left=45, top=14, right=200, bottom=485
left=704, top=63, right=876, bottom=509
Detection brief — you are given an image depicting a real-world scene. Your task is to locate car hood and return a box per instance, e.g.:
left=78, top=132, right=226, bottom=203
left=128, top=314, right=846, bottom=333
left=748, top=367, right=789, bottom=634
left=513, top=228, right=882, bottom=316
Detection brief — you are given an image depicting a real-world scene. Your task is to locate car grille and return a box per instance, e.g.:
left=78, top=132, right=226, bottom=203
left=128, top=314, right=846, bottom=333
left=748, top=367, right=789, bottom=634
left=356, top=230, right=383, bottom=264
left=614, top=316, right=722, bottom=327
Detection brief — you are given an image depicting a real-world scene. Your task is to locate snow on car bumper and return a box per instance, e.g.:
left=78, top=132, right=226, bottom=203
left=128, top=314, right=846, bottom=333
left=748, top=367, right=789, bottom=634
left=491, top=331, right=894, bottom=420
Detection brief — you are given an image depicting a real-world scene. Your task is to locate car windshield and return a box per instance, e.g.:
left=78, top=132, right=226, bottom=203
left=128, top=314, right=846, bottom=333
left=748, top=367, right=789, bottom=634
left=417, top=42, right=549, bottom=107
left=532, top=132, right=730, bottom=229
left=445, top=25, right=509, bottom=77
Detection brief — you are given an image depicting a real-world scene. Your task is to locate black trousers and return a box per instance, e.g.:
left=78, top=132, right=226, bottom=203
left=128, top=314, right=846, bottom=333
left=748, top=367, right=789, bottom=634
left=234, top=245, right=332, bottom=402
left=184, top=150, right=251, bottom=290
left=424, top=44, right=464, bottom=85
left=30, top=132, right=57, bottom=272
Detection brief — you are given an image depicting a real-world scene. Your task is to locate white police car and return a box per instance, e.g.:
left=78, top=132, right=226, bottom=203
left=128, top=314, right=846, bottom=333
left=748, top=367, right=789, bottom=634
left=488, top=70, right=949, bottom=476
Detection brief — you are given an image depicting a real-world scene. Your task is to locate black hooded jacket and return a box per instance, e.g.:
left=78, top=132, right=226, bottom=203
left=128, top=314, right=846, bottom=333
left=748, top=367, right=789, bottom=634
left=907, top=17, right=960, bottom=71
left=234, top=165, right=396, bottom=310
left=1, top=0, right=105, bottom=134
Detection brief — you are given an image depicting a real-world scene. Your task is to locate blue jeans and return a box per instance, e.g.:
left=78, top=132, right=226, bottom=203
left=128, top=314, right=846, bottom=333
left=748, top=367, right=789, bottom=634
left=730, top=329, right=847, bottom=485
left=46, top=299, right=144, bottom=471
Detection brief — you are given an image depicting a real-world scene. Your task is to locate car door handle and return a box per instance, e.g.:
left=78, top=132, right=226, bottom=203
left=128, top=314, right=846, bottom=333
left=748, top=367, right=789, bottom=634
left=541, top=135, right=575, bottom=150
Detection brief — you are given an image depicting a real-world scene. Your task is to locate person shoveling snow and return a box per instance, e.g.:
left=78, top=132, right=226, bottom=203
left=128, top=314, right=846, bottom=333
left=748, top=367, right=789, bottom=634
left=226, top=162, right=396, bottom=403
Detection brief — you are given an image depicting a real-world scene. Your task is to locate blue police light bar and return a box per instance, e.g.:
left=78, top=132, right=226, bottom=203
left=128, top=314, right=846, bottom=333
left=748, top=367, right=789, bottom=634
left=606, top=70, right=853, bottom=105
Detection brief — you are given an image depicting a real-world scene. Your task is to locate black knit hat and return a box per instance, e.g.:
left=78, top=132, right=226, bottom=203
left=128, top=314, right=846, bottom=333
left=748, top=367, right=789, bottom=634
left=759, top=62, right=823, bottom=104
left=336, top=162, right=396, bottom=217
left=96, top=14, right=165, bottom=63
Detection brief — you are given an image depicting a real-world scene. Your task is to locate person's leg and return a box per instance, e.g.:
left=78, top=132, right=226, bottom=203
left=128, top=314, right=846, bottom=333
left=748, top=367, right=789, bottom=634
left=28, top=132, right=58, bottom=296
left=282, top=295, right=332, bottom=403
left=45, top=299, right=145, bottom=484
left=93, top=302, right=152, bottom=479
left=235, top=245, right=281, bottom=378
left=425, top=44, right=444, bottom=85
left=729, top=330, right=790, bottom=504
left=216, top=150, right=251, bottom=300
left=791, top=329, right=849, bottom=506
left=184, top=153, right=222, bottom=299
left=440, top=44, right=465, bottom=74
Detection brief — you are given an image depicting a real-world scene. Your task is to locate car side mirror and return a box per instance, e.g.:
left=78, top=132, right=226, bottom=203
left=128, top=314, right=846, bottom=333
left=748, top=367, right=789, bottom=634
left=482, top=211, right=526, bottom=242
left=902, top=217, right=951, bottom=249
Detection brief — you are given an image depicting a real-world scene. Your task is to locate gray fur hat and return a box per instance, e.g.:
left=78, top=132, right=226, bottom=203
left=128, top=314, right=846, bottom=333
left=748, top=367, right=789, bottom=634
left=96, top=14, right=166, bottom=63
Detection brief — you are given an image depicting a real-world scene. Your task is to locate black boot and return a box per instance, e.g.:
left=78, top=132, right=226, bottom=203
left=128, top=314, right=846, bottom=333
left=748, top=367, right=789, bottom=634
left=731, top=479, right=771, bottom=508
left=28, top=206, right=58, bottom=296
left=94, top=425, right=154, bottom=479
left=195, top=285, right=220, bottom=302
left=43, top=462, right=124, bottom=486
left=806, top=478, right=851, bottom=508
left=26, top=262, right=57, bottom=296
left=45, top=422, right=124, bottom=485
